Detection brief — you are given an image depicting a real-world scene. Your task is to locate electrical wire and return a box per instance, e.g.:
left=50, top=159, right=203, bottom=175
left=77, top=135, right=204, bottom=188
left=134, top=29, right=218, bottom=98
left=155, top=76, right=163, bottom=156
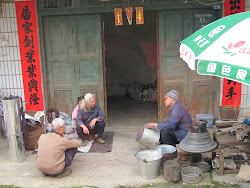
left=195, top=0, right=226, bottom=6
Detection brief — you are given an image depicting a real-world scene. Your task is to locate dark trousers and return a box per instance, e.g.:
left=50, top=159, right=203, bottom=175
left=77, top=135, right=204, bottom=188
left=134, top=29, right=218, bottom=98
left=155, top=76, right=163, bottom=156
left=160, top=129, right=179, bottom=146
left=76, top=121, right=105, bottom=142
left=44, top=148, right=77, bottom=176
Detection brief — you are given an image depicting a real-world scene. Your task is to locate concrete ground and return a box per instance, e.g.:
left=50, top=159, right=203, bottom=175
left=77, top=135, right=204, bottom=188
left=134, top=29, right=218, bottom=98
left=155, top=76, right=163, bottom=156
left=0, top=96, right=240, bottom=188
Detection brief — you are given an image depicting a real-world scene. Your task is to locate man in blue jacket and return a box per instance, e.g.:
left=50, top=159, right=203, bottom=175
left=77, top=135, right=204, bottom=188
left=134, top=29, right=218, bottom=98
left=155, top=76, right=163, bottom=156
left=145, top=90, right=192, bottom=146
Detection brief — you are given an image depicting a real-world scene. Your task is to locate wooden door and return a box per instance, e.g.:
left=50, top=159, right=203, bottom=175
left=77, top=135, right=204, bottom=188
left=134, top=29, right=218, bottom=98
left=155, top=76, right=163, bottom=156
left=158, top=10, right=220, bottom=121
left=43, top=14, right=104, bottom=115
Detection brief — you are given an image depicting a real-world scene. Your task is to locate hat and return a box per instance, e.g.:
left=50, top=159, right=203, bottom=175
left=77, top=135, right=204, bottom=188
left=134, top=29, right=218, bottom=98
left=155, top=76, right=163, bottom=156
left=165, top=90, right=179, bottom=101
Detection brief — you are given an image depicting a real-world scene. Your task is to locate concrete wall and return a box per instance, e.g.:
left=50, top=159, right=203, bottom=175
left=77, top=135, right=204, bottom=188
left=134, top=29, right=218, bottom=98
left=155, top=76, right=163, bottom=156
left=239, top=0, right=250, bottom=116
left=0, top=2, right=24, bottom=101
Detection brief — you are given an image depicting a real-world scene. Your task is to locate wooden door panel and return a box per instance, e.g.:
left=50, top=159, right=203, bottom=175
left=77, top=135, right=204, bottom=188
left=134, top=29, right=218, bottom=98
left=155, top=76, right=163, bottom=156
left=43, top=16, right=75, bottom=114
left=159, top=12, right=187, bottom=121
left=43, top=14, right=105, bottom=116
left=48, top=20, right=70, bottom=55
left=192, top=84, right=213, bottom=113
left=77, top=18, right=100, bottom=54
left=163, top=14, right=184, bottom=55
left=164, top=57, right=185, bottom=80
left=76, top=15, right=104, bottom=111
left=52, top=61, right=73, bottom=85
left=159, top=9, right=220, bottom=121
left=79, top=58, right=99, bottom=82
left=54, top=90, right=73, bottom=114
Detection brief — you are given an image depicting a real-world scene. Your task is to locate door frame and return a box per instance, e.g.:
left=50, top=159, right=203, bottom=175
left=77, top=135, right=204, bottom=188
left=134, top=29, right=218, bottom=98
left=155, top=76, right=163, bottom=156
left=101, top=15, right=108, bottom=124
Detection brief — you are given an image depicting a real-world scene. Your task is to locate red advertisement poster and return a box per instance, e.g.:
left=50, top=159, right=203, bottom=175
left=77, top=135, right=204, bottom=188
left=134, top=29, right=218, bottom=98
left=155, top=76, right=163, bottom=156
left=15, top=0, right=44, bottom=111
left=136, top=7, right=144, bottom=25
left=114, top=8, right=123, bottom=26
left=125, top=7, right=133, bottom=25
left=222, top=0, right=245, bottom=107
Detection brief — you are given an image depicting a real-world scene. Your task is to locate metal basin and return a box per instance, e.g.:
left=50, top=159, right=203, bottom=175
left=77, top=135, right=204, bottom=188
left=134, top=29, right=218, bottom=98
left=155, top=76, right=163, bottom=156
left=154, top=144, right=177, bottom=163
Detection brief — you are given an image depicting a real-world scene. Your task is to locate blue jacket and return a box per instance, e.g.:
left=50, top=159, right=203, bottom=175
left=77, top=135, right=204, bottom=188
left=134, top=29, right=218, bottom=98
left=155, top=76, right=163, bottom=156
left=76, top=105, right=104, bottom=127
left=157, top=101, right=192, bottom=142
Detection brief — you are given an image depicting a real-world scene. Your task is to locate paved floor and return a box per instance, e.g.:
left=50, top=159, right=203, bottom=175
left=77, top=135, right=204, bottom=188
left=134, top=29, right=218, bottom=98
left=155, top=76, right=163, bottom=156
left=0, top=96, right=240, bottom=188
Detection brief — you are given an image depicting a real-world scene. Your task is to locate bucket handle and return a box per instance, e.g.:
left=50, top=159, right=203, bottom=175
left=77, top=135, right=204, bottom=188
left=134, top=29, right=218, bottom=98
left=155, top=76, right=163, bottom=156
left=222, top=96, right=241, bottom=108
left=134, top=152, right=148, bottom=163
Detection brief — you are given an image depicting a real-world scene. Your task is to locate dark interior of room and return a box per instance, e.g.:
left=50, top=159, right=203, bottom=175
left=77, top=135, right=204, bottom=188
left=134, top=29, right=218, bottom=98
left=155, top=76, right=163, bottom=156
left=103, top=11, right=158, bottom=126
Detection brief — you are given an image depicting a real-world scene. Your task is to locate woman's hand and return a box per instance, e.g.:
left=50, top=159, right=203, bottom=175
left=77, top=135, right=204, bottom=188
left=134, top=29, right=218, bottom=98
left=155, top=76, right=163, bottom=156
left=89, top=118, right=98, bottom=129
left=80, top=124, right=89, bottom=135
left=144, top=123, right=157, bottom=129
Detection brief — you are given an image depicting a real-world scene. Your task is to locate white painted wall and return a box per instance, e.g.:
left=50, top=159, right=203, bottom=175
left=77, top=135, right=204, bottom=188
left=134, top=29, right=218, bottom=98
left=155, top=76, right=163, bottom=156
left=0, top=2, right=25, bottom=102
left=240, top=0, right=250, bottom=117
left=247, top=0, right=250, bottom=7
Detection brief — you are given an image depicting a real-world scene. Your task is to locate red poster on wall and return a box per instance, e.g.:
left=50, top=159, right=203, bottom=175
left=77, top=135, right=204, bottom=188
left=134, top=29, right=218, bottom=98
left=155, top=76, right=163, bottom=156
left=136, top=7, right=144, bottom=25
left=114, top=8, right=123, bottom=26
left=15, top=0, right=44, bottom=111
left=222, top=0, right=245, bottom=107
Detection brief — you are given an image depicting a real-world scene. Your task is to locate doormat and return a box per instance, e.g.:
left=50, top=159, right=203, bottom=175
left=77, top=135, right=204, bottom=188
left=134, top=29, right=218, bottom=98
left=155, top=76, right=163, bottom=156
left=88, top=131, right=114, bottom=153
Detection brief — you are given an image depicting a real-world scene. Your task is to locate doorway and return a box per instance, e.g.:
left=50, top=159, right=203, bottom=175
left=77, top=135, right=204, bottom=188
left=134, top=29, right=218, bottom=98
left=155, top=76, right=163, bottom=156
left=103, top=11, right=158, bottom=129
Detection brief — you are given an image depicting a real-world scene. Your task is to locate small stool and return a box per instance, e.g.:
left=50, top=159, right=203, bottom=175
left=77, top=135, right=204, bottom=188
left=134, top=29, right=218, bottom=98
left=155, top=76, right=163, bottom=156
left=176, top=144, right=193, bottom=166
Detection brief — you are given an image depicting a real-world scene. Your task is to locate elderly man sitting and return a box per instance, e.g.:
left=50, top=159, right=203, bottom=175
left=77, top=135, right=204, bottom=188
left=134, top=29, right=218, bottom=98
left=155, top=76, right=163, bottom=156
left=145, top=90, right=192, bottom=146
left=36, top=118, right=81, bottom=177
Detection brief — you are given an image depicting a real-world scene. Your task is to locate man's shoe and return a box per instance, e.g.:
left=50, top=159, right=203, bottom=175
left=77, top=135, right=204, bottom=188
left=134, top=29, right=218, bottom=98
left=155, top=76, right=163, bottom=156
left=56, top=168, right=72, bottom=178
left=41, top=172, right=47, bottom=177
left=96, top=137, right=105, bottom=144
left=81, top=140, right=87, bottom=147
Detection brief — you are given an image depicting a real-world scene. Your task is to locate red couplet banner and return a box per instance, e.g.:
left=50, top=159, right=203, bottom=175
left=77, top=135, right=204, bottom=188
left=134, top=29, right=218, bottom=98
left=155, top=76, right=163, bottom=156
left=15, top=0, right=44, bottom=111
left=222, top=0, right=245, bottom=106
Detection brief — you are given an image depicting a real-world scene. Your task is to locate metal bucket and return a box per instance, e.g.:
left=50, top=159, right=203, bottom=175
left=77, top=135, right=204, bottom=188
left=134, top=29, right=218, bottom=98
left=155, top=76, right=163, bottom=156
left=136, top=126, right=160, bottom=150
left=181, top=166, right=202, bottom=184
left=154, top=144, right=177, bottom=164
left=2, top=96, right=26, bottom=163
left=135, top=150, right=162, bottom=179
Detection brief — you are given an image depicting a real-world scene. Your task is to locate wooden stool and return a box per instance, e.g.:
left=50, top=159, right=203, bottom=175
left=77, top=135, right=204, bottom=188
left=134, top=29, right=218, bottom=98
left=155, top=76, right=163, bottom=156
left=176, top=144, right=193, bottom=166
left=176, top=144, right=217, bottom=166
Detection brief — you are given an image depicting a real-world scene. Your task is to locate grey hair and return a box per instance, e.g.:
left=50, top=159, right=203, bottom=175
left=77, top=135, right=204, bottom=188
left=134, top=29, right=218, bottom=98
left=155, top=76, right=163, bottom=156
left=51, top=118, right=65, bottom=130
left=80, top=93, right=96, bottom=113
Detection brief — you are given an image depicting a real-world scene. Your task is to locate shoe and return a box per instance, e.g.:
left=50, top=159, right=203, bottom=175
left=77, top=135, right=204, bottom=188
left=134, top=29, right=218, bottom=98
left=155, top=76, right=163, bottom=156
left=41, top=172, right=47, bottom=177
left=96, top=137, right=105, bottom=144
left=56, top=168, right=72, bottom=178
left=81, top=140, right=87, bottom=147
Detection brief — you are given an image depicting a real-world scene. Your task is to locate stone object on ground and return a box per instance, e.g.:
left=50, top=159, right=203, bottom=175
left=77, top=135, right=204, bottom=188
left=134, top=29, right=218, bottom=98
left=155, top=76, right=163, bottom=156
left=163, top=160, right=181, bottom=182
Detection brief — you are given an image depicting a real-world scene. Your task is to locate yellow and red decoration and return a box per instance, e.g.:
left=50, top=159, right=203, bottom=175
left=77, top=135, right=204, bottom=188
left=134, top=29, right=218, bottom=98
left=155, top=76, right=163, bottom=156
left=136, top=7, right=144, bottom=25
left=114, top=8, right=123, bottom=26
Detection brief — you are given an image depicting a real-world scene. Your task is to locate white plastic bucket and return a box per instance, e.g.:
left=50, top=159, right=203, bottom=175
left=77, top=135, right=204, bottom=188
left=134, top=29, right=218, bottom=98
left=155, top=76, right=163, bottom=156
left=135, top=150, right=162, bottom=179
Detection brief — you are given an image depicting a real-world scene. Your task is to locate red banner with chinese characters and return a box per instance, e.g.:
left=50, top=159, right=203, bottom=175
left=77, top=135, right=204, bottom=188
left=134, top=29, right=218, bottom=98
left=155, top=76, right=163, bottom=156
left=224, top=0, right=245, bottom=16
left=136, top=7, right=144, bottom=25
left=15, top=0, right=44, bottom=111
left=222, top=0, right=245, bottom=107
left=125, top=7, right=133, bottom=25
left=114, top=8, right=123, bottom=26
